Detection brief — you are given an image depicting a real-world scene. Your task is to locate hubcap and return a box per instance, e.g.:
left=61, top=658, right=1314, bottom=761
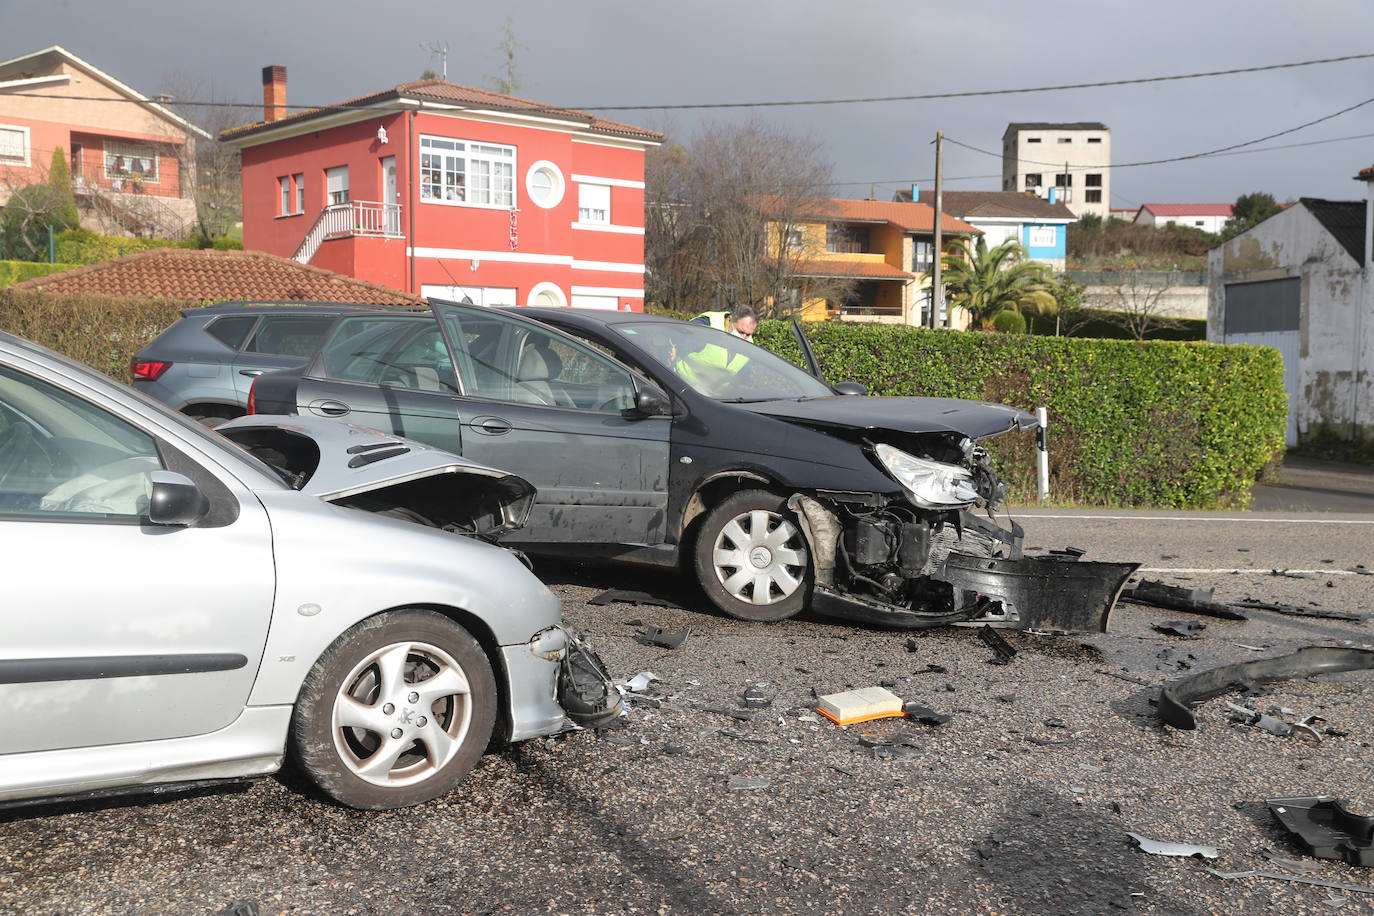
left=331, top=640, right=473, bottom=788
left=712, top=508, right=808, bottom=605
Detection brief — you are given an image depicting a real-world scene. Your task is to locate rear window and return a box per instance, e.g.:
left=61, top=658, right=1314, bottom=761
left=205, top=315, right=256, bottom=350
left=246, top=315, right=337, bottom=357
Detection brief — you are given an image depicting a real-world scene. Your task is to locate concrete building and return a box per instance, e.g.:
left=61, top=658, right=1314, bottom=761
left=893, top=188, right=1076, bottom=271
left=1136, top=203, right=1233, bottom=234
left=1207, top=191, right=1373, bottom=446
left=1002, top=122, right=1110, bottom=220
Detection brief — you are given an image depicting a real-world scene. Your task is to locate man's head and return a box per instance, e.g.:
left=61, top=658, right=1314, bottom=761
left=731, top=305, right=758, bottom=340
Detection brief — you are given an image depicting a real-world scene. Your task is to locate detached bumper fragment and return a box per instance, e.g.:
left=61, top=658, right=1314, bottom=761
left=939, top=555, right=1140, bottom=633
left=1268, top=796, right=1374, bottom=867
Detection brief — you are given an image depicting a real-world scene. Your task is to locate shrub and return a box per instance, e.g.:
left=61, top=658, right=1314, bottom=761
left=1, top=185, right=76, bottom=261
left=53, top=230, right=202, bottom=265
left=752, top=319, right=1285, bottom=508
left=0, top=260, right=80, bottom=288
left=0, top=289, right=192, bottom=379
left=990, top=310, right=1027, bottom=334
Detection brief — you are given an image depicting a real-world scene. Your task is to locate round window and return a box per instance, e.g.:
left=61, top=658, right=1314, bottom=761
left=528, top=282, right=567, bottom=308
left=525, top=161, right=565, bottom=208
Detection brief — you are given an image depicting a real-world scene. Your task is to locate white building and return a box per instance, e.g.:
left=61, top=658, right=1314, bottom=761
left=1001, top=122, right=1110, bottom=220
left=1136, top=203, right=1233, bottom=235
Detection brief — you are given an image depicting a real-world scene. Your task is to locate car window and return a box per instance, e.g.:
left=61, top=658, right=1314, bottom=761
left=246, top=315, right=338, bottom=357
left=437, top=306, right=635, bottom=410
left=318, top=317, right=457, bottom=393
left=614, top=320, right=833, bottom=401
left=0, top=365, right=165, bottom=520
left=205, top=315, right=257, bottom=350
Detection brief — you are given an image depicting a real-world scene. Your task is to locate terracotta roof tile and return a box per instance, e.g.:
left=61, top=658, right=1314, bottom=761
left=757, top=196, right=979, bottom=235
left=778, top=257, right=914, bottom=280
left=9, top=248, right=426, bottom=305
left=895, top=189, right=1076, bottom=221
left=1140, top=203, right=1233, bottom=218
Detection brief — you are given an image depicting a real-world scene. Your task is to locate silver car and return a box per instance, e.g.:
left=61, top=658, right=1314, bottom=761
left=0, top=331, right=616, bottom=811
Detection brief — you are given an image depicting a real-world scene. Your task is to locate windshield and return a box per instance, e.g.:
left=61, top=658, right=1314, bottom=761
left=614, top=321, right=833, bottom=401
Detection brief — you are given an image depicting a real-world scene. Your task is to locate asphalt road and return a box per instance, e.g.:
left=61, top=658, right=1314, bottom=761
left=3, top=507, right=1373, bottom=915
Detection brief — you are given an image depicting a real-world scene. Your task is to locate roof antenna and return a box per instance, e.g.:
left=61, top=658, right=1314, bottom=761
left=420, top=40, right=449, bottom=79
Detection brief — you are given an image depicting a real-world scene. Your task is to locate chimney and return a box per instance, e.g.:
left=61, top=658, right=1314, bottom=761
left=911, top=184, right=919, bottom=202
left=262, top=65, right=286, bottom=123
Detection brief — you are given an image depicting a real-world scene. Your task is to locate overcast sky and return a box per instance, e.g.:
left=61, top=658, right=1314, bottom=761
left=5, top=0, right=1373, bottom=208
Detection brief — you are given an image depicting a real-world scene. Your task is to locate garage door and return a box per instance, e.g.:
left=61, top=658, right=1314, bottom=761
left=1223, top=278, right=1300, bottom=447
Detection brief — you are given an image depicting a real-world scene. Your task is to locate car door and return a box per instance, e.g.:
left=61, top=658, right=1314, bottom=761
left=433, top=302, right=671, bottom=545
left=230, top=313, right=340, bottom=405
left=0, top=361, right=276, bottom=754
left=292, top=315, right=465, bottom=455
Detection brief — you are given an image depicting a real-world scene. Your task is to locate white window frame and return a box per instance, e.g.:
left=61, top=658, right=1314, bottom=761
left=326, top=166, right=349, bottom=206
left=279, top=176, right=291, bottom=215
left=420, top=135, right=515, bottom=209
left=294, top=173, right=304, bottom=213
left=528, top=281, right=567, bottom=308
left=104, top=141, right=159, bottom=184
left=0, top=124, right=30, bottom=166
left=578, top=183, right=610, bottom=225
left=525, top=160, right=565, bottom=209
left=1028, top=226, right=1057, bottom=248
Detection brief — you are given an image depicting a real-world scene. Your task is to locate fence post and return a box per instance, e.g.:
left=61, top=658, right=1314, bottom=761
left=1036, top=407, right=1050, bottom=502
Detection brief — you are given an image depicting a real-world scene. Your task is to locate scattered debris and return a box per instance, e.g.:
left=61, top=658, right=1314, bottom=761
left=977, top=625, right=1018, bottom=665
left=1157, top=647, right=1374, bottom=730
left=1044, top=717, right=1067, bottom=729
left=1026, top=736, right=1073, bottom=746
left=1096, top=669, right=1154, bottom=687
left=1206, top=869, right=1374, bottom=895
left=705, top=706, right=757, bottom=722
left=1225, top=702, right=1294, bottom=738
left=1236, top=644, right=1268, bottom=652
left=1268, top=797, right=1374, bottom=867
left=922, top=663, right=948, bottom=674
left=1270, top=569, right=1312, bottom=579
left=1231, top=599, right=1365, bottom=623
left=215, top=902, right=261, bottom=916
left=1049, top=546, right=1087, bottom=559
left=742, top=685, right=772, bottom=708
left=1155, top=620, right=1208, bottom=638
left=623, top=672, right=659, bottom=694
left=727, top=776, right=770, bottom=791
left=870, top=744, right=922, bottom=761
left=1259, top=848, right=1324, bottom=874
left=995, top=694, right=1017, bottom=704
left=902, top=703, right=952, bottom=726
left=1127, top=832, right=1219, bottom=859
left=635, top=626, right=692, bottom=649
left=816, top=686, right=905, bottom=726
left=589, top=589, right=683, bottom=609
left=1122, top=580, right=1248, bottom=621
left=719, top=729, right=769, bottom=745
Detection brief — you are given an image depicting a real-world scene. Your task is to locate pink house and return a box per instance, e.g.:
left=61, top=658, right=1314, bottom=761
left=222, top=67, right=661, bottom=309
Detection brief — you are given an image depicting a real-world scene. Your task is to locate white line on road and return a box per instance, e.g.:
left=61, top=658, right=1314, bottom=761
left=1019, top=514, right=1374, bottom=524
left=1138, top=567, right=1366, bottom=575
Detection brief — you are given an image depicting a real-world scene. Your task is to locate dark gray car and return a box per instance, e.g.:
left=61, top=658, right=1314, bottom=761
left=131, top=302, right=398, bottom=424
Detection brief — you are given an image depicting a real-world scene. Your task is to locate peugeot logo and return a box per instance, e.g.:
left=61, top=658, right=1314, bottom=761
left=398, top=708, right=416, bottom=725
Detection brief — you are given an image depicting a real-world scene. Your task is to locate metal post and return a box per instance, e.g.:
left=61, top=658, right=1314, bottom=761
left=931, top=131, right=943, bottom=329
left=1036, top=407, right=1050, bottom=502
left=48, top=223, right=55, bottom=263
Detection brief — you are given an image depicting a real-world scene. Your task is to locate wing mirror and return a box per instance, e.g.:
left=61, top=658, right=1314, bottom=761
left=633, top=383, right=671, bottom=417
left=832, top=381, right=868, bottom=396
left=147, top=470, right=209, bottom=526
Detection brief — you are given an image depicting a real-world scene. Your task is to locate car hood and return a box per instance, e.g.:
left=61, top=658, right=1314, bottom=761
left=739, top=396, right=1037, bottom=440
left=217, top=415, right=535, bottom=536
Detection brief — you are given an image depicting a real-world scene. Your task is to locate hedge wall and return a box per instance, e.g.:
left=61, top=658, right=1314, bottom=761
left=53, top=230, right=242, bottom=265
left=754, top=320, right=1286, bottom=509
left=0, top=260, right=80, bottom=288
left=0, top=290, right=192, bottom=379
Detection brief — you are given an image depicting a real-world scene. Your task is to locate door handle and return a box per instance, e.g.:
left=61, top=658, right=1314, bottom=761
left=238, top=369, right=264, bottom=377
left=309, top=399, right=351, bottom=418
left=473, top=416, right=512, bottom=435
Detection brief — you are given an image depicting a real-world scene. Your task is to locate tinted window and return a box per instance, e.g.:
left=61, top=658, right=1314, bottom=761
left=0, top=365, right=164, bottom=519
left=319, top=317, right=457, bottom=392
left=205, top=315, right=256, bottom=350
left=247, top=315, right=338, bottom=357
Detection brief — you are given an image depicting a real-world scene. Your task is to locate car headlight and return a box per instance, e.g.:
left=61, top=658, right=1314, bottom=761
left=874, top=443, right=980, bottom=508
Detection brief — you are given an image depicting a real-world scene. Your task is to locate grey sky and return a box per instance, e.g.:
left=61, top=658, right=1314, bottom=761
left=5, top=0, right=1373, bottom=208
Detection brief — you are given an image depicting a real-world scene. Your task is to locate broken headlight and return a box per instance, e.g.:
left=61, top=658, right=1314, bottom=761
left=874, top=443, right=979, bottom=508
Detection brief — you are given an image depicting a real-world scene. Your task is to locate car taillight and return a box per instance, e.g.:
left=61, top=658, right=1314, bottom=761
left=130, top=359, right=172, bottom=381
left=246, top=376, right=258, bottom=415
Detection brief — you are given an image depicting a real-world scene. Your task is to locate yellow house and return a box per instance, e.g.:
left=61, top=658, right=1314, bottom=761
left=763, top=197, right=980, bottom=326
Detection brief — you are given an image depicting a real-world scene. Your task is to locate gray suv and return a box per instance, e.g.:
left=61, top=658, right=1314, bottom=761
left=131, top=303, right=389, bottom=424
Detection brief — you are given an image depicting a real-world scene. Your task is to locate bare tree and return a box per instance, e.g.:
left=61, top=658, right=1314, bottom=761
left=485, top=17, right=526, bottom=95
left=1096, top=272, right=1185, bottom=340
left=156, top=72, right=243, bottom=240
left=645, top=118, right=853, bottom=317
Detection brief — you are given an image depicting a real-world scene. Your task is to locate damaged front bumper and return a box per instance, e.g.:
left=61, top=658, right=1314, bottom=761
left=505, top=625, right=621, bottom=740
left=788, top=494, right=1138, bottom=634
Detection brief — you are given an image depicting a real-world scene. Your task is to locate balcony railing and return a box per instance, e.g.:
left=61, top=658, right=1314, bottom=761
left=293, top=201, right=402, bottom=264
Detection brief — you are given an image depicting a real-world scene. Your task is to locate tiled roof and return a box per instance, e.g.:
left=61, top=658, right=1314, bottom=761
left=1141, top=203, right=1233, bottom=218
left=1005, top=122, right=1109, bottom=133
left=894, top=189, right=1076, bottom=221
left=767, top=257, right=913, bottom=281
left=1357, top=164, right=1374, bottom=180
left=8, top=248, right=426, bottom=305
left=222, top=78, right=661, bottom=144
left=758, top=197, right=978, bottom=235
left=1300, top=198, right=1367, bottom=264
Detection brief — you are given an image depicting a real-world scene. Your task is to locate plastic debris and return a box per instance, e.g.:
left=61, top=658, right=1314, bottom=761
left=1122, top=580, right=1248, bottom=621
left=1259, top=848, right=1324, bottom=874
left=1207, top=870, right=1374, bottom=895
left=589, top=589, right=683, bottom=609
left=1155, top=620, right=1207, bottom=638
left=1231, top=598, right=1365, bottom=622
left=635, top=626, right=691, bottom=649
left=719, top=729, right=768, bottom=745
left=1127, top=832, right=1219, bottom=859
left=742, top=685, right=772, bottom=708
left=1268, top=797, right=1374, bottom=867
left=977, top=625, right=1017, bottom=665
left=1044, top=717, right=1067, bottom=728
left=705, top=706, right=756, bottom=722
left=902, top=702, right=952, bottom=726
left=727, top=776, right=770, bottom=791
left=623, top=672, right=659, bottom=693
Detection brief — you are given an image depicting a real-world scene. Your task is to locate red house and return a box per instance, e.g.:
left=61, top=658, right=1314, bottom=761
left=222, top=67, right=661, bottom=310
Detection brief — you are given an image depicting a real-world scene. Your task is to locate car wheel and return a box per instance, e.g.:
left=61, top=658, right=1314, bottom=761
left=693, top=489, right=810, bottom=622
left=289, top=610, right=497, bottom=810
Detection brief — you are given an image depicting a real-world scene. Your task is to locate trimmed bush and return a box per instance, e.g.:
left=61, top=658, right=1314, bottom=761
left=0, top=260, right=80, bottom=287
left=753, top=319, right=1286, bottom=508
left=53, top=230, right=203, bottom=265
left=990, top=310, right=1027, bottom=334
left=0, top=289, right=192, bottom=379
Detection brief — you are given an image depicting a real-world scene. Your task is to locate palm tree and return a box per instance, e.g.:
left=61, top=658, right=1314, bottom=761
left=936, top=237, right=1058, bottom=329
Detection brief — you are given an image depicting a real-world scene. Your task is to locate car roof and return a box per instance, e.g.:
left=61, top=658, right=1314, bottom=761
left=507, top=307, right=684, bottom=329
left=179, top=302, right=424, bottom=319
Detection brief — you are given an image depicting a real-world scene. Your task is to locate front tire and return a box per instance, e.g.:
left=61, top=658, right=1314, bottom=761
left=693, top=489, right=811, bottom=622
left=289, top=610, right=497, bottom=810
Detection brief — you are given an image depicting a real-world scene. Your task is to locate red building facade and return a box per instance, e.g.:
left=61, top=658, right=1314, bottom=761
left=224, top=68, right=660, bottom=310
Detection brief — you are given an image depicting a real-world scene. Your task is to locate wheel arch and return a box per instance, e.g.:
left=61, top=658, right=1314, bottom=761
left=678, top=469, right=791, bottom=563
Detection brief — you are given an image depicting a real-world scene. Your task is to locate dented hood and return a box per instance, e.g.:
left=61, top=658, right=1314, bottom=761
left=740, top=396, right=1037, bottom=440
left=217, top=415, right=535, bottom=536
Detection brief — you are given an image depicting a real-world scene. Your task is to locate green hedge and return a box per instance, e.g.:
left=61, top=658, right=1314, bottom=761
left=53, top=230, right=242, bottom=265
left=753, top=320, right=1286, bottom=508
left=0, top=290, right=194, bottom=379
left=0, top=260, right=80, bottom=288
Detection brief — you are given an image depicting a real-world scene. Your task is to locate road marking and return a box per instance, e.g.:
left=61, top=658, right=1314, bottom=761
left=1138, top=567, right=1366, bottom=576
left=1019, top=514, right=1374, bottom=525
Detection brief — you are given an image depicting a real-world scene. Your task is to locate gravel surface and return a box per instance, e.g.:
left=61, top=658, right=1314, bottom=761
left=2, top=511, right=1372, bottom=915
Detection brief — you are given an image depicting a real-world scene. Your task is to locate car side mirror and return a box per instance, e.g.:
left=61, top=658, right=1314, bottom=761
left=832, top=381, right=868, bottom=396
left=147, top=470, right=209, bottom=526
left=633, top=384, right=671, bottom=417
